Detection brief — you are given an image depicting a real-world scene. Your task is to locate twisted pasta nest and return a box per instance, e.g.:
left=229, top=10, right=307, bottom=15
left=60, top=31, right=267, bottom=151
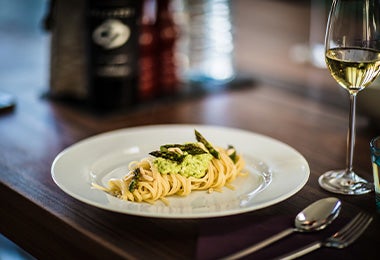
left=93, top=147, right=245, bottom=205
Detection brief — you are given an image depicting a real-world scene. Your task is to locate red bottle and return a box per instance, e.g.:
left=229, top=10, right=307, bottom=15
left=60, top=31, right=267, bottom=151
left=139, top=0, right=159, bottom=101
left=156, top=0, right=179, bottom=96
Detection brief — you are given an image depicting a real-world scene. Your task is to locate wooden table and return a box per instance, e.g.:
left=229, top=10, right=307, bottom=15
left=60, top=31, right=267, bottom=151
left=1, top=1, right=379, bottom=259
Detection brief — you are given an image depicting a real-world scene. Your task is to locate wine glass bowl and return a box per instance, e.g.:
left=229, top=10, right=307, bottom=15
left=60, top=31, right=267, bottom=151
left=326, top=48, right=380, bottom=94
left=319, top=0, right=380, bottom=195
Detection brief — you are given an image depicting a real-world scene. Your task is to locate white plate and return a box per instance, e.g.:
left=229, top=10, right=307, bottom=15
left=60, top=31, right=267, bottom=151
left=51, top=124, right=309, bottom=218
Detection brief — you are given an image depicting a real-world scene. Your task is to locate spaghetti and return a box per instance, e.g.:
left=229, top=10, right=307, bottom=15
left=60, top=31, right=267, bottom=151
left=92, top=130, right=246, bottom=205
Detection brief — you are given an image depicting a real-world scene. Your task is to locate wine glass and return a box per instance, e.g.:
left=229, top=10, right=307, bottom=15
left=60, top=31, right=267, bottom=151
left=319, top=0, right=380, bottom=195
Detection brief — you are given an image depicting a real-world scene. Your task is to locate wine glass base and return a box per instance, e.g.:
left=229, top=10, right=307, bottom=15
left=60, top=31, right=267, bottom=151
left=318, top=170, right=373, bottom=195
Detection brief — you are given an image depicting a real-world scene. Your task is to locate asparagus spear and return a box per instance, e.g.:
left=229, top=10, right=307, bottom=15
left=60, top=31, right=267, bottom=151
left=194, top=129, right=220, bottom=159
left=227, top=145, right=237, bottom=163
left=160, top=143, right=207, bottom=155
left=149, top=150, right=186, bottom=163
left=128, top=168, right=141, bottom=192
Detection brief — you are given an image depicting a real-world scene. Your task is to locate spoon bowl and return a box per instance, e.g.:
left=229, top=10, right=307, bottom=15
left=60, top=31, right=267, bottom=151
left=295, top=197, right=341, bottom=232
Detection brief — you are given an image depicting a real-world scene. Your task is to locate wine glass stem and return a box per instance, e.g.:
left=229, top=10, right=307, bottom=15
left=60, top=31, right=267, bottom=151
left=346, top=93, right=357, bottom=177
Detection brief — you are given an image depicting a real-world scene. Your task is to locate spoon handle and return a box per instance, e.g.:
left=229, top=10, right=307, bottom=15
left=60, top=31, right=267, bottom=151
left=222, top=228, right=294, bottom=260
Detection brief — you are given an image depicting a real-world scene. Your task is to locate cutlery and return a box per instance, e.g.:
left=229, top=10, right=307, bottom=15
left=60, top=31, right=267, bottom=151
left=276, top=211, right=373, bottom=259
left=222, top=197, right=341, bottom=260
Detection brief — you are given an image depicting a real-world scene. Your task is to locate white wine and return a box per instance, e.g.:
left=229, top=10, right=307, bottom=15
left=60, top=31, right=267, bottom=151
left=326, top=48, right=380, bottom=94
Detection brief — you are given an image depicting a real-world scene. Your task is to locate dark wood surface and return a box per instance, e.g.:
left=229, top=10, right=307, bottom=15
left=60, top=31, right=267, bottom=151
left=1, top=1, right=379, bottom=259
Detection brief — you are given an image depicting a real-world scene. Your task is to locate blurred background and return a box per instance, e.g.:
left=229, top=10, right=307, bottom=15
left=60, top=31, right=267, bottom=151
left=0, top=0, right=338, bottom=110
left=1, top=0, right=46, bottom=259
left=0, top=0, right=49, bottom=93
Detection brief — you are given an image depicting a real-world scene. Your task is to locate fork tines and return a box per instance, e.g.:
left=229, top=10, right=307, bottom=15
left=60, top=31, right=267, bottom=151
left=329, top=212, right=373, bottom=248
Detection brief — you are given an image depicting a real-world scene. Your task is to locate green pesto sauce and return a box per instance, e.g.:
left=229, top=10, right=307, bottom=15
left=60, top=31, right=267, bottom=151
left=153, top=153, right=213, bottom=178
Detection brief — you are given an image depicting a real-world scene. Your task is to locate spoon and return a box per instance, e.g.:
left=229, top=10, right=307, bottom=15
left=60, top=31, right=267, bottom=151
left=222, top=197, right=342, bottom=260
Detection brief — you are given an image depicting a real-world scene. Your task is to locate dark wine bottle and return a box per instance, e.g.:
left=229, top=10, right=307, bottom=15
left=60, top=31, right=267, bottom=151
left=87, top=0, right=141, bottom=109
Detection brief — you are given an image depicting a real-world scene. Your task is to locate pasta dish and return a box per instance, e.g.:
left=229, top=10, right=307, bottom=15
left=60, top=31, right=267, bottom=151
left=92, top=129, right=246, bottom=205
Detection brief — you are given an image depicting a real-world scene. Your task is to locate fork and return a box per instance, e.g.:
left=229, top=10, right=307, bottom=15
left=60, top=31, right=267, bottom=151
left=276, top=212, right=373, bottom=260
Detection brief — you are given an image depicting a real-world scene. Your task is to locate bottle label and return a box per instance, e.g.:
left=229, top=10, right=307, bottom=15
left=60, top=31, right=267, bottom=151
left=88, top=4, right=139, bottom=78
left=92, top=19, right=130, bottom=50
